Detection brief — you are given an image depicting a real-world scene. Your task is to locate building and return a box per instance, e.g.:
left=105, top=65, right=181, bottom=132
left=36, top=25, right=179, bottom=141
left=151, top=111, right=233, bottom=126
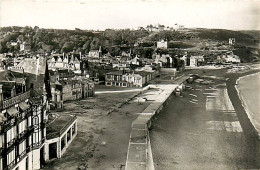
left=88, top=47, right=102, bottom=58
left=112, top=60, right=131, bottom=71
left=189, top=56, right=205, bottom=67
left=10, top=56, right=46, bottom=75
left=105, top=70, right=156, bottom=87
left=223, top=54, right=241, bottom=63
left=157, top=40, right=168, bottom=49
left=0, top=71, right=78, bottom=170
left=20, top=42, right=31, bottom=52
left=48, top=54, right=82, bottom=73
left=50, top=70, right=95, bottom=109
left=45, top=115, right=77, bottom=161
left=0, top=81, right=48, bottom=170
left=229, top=38, right=236, bottom=45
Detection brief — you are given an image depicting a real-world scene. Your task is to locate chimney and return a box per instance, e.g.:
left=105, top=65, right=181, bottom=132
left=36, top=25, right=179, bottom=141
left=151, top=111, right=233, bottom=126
left=0, top=84, right=3, bottom=109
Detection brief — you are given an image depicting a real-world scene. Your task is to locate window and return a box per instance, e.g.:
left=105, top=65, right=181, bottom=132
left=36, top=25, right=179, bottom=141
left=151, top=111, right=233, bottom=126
left=72, top=123, right=76, bottom=136
left=0, top=135, right=3, bottom=148
left=33, top=131, right=41, bottom=144
left=7, top=149, right=15, bottom=165
left=67, top=130, right=71, bottom=142
left=7, top=127, right=16, bottom=146
left=18, top=120, right=27, bottom=134
left=27, top=116, right=31, bottom=127
left=19, top=141, right=26, bottom=155
left=33, top=117, right=38, bottom=125
left=61, top=136, right=65, bottom=150
left=26, top=157, right=29, bottom=170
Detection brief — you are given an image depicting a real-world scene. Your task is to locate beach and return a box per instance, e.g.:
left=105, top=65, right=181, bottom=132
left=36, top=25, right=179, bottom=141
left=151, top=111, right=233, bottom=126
left=150, top=67, right=260, bottom=169
left=236, top=72, right=260, bottom=136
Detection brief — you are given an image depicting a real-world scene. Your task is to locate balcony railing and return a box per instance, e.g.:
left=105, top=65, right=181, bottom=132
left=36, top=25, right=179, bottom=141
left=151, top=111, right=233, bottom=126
left=32, top=138, right=45, bottom=149
left=2, top=91, right=30, bottom=109
left=5, top=126, right=34, bottom=152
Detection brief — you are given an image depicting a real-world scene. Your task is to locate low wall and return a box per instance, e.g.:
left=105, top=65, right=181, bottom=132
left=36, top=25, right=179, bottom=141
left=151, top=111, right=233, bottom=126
left=125, top=75, right=189, bottom=170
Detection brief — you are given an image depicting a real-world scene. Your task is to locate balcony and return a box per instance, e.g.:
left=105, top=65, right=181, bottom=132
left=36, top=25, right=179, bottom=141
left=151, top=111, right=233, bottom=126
left=5, top=126, right=34, bottom=153
left=32, top=138, right=45, bottom=149
left=2, top=91, right=30, bottom=109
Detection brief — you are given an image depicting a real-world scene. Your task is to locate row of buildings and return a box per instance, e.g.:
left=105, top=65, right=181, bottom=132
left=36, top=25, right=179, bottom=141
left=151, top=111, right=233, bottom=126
left=105, top=65, right=159, bottom=87
left=0, top=75, right=78, bottom=170
left=49, top=69, right=95, bottom=109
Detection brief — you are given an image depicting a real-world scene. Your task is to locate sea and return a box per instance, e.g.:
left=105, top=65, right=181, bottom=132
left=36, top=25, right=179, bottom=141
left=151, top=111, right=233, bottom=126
left=237, top=71, right=260, bottom=133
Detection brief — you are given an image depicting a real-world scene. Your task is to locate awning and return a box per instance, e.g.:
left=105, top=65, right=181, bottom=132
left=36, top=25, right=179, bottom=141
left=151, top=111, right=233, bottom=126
left=19, top=102, right=30, bottom=111
left=0, top=113, right=6, bottom=124
left=7, top=107, right=19, bottom=117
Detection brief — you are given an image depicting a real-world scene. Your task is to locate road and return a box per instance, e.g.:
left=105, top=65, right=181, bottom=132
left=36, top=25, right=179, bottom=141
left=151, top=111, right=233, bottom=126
left=150, top=78, right=259, bottom=169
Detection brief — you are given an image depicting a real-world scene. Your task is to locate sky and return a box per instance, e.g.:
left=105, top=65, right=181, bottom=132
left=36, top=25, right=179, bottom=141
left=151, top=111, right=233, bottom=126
left=0, top=0, right=259, bottom=30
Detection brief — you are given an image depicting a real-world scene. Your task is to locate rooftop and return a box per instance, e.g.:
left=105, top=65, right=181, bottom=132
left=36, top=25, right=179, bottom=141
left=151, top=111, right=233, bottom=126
left=46, top=115, right=77, bottom=140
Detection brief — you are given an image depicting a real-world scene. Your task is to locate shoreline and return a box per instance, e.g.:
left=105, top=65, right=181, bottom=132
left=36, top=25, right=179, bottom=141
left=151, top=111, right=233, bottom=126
left=235, top=71, right=260, bottom=139
left=226, top=69, right=260, bottom=136
left=225, top=69, right=260, bottom=166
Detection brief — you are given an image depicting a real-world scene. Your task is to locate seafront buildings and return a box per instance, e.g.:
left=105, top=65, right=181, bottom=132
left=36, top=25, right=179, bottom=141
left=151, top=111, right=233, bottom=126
left=0, top=70, right=78, bottom=170
left=105, top=69, right=158, bottom=87
left=0, top=80, right=48, bottom=170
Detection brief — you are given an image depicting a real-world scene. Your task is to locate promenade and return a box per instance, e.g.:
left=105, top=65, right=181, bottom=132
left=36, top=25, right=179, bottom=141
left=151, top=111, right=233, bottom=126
left=125, top=75, right=190, bottom=170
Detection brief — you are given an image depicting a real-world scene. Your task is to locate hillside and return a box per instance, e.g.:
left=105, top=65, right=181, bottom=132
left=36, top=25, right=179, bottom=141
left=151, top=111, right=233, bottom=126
left=0, top=26, right=259, bottom=62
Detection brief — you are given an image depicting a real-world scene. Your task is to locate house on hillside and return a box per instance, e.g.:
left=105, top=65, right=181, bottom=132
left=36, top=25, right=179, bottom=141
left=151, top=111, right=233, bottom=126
left=48, top=54, right=82, bottom=73
left=20, top=42, right=31, bottom=52
left=189, top=56, right=205, bottom=67
left=157, top=40, right=168, bottom=49
left=223, top=53, right=240, bottom=63
left=229, top=38, right=236, bottom=45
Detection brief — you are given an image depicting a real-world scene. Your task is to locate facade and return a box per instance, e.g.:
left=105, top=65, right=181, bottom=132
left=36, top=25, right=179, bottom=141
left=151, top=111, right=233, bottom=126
left=229, top=38, right=236, bottom=45
left=112, top=60, right=131, bottom=71
left=20, top=42, right=31, bottom=52
left=189, top=56, right=205, bottom=67
left=105, top=70, right=156, bottom=87
left=88, top=50, right=100, bottom=58
left=223, top=54, right=241, bottom=63
left=50, top=71, right=95, bottom=109
left=157, top=40, right=168, bottom=49
left=0, top=72, right=79, bottom=170
left=48, top=54, right=81, bottom=73
left=0, top=82, right=48, bottom=170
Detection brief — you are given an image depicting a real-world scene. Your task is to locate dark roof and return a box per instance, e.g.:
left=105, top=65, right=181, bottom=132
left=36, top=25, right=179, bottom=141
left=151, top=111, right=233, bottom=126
left=106, top=71, right=124, bottom=75
left=57, top=69, right=69, bottom=74
left=46, top=115, right=77, bottom=139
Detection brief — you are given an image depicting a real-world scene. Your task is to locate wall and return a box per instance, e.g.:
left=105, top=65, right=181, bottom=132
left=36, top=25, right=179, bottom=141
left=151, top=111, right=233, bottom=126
left=125, top=76, right=189, bottom=170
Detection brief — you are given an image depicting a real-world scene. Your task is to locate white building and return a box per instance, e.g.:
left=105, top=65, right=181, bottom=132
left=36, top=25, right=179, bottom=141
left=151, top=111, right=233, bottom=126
left=157, top=40, right=168, bottom=49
